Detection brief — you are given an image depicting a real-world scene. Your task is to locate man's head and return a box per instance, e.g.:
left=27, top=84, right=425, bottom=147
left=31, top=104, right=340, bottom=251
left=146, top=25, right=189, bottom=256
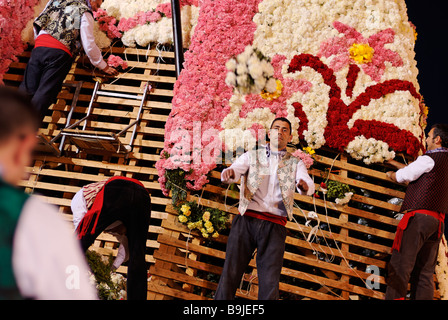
left=268, top=117, right=292, bottom=150
left=0, top=87, right=39, bottom=185
left=426, top=123, right=448, bottom=150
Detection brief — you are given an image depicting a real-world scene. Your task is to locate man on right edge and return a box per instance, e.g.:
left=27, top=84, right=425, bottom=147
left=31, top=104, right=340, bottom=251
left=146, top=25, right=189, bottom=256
left=385, top=123, right=448, bottom=300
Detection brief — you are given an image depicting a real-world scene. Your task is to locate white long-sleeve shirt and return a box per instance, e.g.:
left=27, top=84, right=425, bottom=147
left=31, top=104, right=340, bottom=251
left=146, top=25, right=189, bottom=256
left=34, top=3, right=107, bottom=70
left=395, top=155, right=435, bottom=184
left=221, top=147, right=315, bottom=217
left=12, top=196, right=98, bottom=299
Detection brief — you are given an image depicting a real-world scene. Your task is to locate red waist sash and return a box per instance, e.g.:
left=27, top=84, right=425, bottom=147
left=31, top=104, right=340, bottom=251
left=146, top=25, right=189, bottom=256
left=243, top=210, right=287, bottom=226
left=391, top=209, right=445, bottom=252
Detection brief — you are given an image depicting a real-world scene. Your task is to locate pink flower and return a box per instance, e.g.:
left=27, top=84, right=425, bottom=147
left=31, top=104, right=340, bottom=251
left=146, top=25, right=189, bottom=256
left=318, top=21, right=403, bottom=82
left=291, top=149, right=314, bottom=169
left=156, top=3, right=172, bottom=18
left=107, top=55, right=128, bottom=69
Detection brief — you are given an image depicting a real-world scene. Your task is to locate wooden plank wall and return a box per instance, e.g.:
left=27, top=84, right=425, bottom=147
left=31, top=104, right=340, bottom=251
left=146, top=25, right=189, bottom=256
left=4, top=44, right=440, bottom=300
left=4, top=45, right=177, bottom=278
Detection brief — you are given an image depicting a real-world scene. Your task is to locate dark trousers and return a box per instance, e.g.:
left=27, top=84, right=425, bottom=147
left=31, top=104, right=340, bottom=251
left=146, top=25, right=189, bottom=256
left=385, top=213, right=443, bottom=300
left=19, top=47, right=73, bottom=122
left=78, top=180, right=151, bottom=300
left=214, top=214, right=286, bottom=300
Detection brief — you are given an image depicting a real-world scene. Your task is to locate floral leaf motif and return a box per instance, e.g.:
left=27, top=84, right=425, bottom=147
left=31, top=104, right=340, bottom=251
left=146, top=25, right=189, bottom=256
left=318, top=21, right=403, bottom=82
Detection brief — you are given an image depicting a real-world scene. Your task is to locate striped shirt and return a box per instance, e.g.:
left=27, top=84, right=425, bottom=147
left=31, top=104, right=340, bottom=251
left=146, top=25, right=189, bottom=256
left=82, top=180, right=107, bottom=209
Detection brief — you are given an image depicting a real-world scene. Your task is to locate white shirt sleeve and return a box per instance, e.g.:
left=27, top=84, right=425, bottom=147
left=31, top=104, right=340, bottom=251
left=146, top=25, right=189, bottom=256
left=395, top=155, right=435, bottom=184
left=295, top=160, right=315, bottom=196
left=80, top=12, right=108, bottom=70
left=12, top=197, right=98, bottom=300
left=71, top=188, right=88, bottom=230
left=221, top=152, right=250, bottom=184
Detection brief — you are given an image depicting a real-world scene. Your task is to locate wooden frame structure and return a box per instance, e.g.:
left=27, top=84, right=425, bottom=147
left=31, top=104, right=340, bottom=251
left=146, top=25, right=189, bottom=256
left=3, top=43, right=441, bottom=300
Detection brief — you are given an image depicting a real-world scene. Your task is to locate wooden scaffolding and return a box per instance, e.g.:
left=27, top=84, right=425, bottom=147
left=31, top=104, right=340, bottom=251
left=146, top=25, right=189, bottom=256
left=3, top=43, right=441, bottom=300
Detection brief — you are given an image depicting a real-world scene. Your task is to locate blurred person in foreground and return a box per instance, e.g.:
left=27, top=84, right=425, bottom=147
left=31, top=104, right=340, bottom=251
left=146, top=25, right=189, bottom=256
left=0, top=86, right=97, bottom=300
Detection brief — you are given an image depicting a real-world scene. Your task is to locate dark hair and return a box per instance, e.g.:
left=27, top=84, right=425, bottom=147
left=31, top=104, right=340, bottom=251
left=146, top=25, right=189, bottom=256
left=431, top=123, right=448, bottom=148
left=270, top=117, right=292, bottom=135
left=0, top=86, right=39, bottom=143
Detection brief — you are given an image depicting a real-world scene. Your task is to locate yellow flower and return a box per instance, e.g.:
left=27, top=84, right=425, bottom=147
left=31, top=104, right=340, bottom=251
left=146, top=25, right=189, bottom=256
left=303, top=146, right=315, bottom=155
left=178, top=215, right=188, bottom=223
left=180, top=204, right=191, bottom=216
left=195, top=221, right=203, bottom=228
left=349, top=43, right=374, bottom=64
left=260, top=79, right=283, bottom=100
left=187, top=222, right=195, bottom=230
left=212, top=232, right=219, bottom=238
left=202, top=211, right=211, bottom=221
left=204, top=220, right=213, bottom=229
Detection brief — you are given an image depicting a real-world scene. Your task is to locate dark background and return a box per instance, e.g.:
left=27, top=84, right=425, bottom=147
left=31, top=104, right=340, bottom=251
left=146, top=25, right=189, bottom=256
left=406, top=0, right=447, bottom=134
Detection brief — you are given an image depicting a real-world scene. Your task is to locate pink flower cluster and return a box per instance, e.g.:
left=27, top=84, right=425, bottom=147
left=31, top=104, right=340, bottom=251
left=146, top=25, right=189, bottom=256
left=93, top=8, right=121, bottom=39
left=0, top=0, right=39, bottom=84
left=117, top=10, right=162, bottom=32
left=156, top=0, right=262, bottom=195
left=107, top=54, right=128, bottom=69
left=291, top=149, right=314, bottom=169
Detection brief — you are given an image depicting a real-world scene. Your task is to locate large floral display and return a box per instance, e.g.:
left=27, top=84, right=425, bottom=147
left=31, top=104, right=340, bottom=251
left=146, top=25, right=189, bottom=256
left=156, top=0, right=428, bottom=196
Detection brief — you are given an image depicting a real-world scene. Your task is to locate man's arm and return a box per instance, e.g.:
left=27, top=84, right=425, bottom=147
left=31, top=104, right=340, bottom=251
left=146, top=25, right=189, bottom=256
left=295, top=160, right=315, bottom=196
left=221, top=152, right=250, bottom=184
left=386, top=155, right=435, bottom=184
left=80, top=12, right=118, bottom=75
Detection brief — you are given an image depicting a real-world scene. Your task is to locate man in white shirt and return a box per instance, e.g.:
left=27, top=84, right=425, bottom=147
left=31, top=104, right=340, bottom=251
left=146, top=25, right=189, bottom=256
left=214, top=117, right=315, bottom=300
left=0, top=87, right=97, bottom=299
left=19, top=0, right=118, bottom=122
left=385, top=123, right=448, bottom=300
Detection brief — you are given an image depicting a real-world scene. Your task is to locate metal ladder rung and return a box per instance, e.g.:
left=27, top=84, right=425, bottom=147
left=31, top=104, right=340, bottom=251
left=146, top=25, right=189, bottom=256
left=96, top=90, right=143, bottom=100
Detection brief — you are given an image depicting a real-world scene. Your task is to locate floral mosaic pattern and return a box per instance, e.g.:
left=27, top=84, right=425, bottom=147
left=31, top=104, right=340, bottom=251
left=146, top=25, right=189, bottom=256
left=157, top=0, right=427, bottom=194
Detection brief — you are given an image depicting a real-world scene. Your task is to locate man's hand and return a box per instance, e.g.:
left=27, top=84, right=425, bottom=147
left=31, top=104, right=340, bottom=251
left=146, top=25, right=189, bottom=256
left=386, top=171, right=397, bottom=182
left=102, top=65, right=119, bottom=76
left=221, top=169, right=235, bottom=183
left=297, top=179, right=309, bottom=193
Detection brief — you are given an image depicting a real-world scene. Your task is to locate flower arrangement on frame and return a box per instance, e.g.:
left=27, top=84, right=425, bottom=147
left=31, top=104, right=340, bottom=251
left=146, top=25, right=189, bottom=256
left=156, top=0, right=428, bottom=197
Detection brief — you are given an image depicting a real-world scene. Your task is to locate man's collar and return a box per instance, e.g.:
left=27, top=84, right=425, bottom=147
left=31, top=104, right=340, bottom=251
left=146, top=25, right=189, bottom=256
left=266, top=143, right=287, bottom=157
left=426, top=147, right=448, bottom=154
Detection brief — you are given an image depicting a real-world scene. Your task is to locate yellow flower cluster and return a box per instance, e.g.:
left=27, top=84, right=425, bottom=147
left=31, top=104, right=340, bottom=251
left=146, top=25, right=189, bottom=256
left=349, top=43, right=374, bottom=64
left=303, top=146, right=315, bottom=155
left=181, top=204, right=191, bottom=216
left=178, top=206, right=219, bottom=239
left=260, top=79, right=283, bottom=100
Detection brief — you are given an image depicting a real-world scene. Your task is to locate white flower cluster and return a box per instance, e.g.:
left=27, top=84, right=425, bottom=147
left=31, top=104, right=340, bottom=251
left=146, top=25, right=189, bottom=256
left=234, top=0, right=424, bottom=163
left=101, top=0, right=199, bottom=47
left=219, top=93, right=300, bottom=152
left=335, top=192, right=354, bottom=205
left=346, top=135, right=395, bottom=164
left=225, top=45, right=276, bottom=95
